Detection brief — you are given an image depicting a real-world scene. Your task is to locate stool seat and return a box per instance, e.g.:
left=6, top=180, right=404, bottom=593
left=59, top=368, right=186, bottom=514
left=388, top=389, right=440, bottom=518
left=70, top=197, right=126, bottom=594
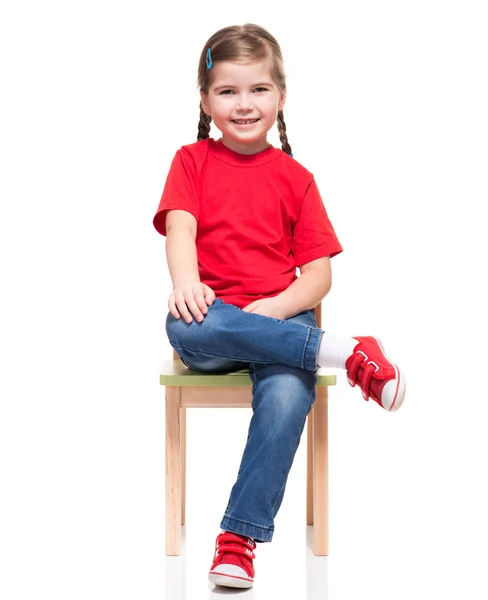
left=160, top=359, right=336, bottom=387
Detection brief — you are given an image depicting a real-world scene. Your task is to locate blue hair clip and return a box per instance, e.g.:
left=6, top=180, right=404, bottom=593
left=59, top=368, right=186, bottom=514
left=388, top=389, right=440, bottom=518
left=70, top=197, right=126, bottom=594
left=290, top=153, right=294, bottom=157
left=206, top=47, right=213, bottom=69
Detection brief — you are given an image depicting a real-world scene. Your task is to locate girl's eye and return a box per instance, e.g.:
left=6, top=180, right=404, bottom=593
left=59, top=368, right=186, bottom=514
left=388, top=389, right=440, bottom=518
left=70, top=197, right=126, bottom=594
left=219, top=88, right=268, bottom=95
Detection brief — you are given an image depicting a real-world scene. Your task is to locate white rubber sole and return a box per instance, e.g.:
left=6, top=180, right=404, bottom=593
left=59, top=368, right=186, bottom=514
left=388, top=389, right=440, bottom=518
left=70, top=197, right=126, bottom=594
left=208, top=568, right=254, bottom=589
left=374, top=336, right=406, bottom=412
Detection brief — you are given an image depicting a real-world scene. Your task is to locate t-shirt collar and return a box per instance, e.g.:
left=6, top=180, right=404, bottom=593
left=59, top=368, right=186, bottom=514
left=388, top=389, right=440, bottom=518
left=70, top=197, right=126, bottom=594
left=208, top=138, right=281, bottom=166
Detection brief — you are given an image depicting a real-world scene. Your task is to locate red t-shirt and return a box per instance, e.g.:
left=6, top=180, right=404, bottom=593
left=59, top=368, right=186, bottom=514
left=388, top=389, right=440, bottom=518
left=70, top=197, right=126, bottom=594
left=153, top=138, right=343, bottom=309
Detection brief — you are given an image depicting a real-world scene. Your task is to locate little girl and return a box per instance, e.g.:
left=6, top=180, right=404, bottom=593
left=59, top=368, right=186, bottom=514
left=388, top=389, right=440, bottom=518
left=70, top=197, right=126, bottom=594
left=153, top=23, right=406, bottom=589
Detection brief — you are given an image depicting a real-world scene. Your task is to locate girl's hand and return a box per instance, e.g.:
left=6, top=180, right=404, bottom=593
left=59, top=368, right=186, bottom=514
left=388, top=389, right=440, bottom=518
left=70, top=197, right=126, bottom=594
left=241, top=297, right=287, bottom=320
left=169, top=282, right=215, bottom=323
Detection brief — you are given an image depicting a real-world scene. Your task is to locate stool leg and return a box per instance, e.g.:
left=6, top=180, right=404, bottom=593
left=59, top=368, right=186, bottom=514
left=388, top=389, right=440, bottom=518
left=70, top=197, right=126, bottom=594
left=313, top=386, right=329, bottom=555
left=181, top=406, right=186, bottom=526
left=166, top=386, right=181, bottom=555
left=307, top=408, right=314, bottom=525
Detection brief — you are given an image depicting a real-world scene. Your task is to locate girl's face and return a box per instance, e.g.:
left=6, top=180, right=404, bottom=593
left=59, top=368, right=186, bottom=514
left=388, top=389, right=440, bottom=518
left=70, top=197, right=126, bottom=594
left=200, top=58, right=286, bottom=155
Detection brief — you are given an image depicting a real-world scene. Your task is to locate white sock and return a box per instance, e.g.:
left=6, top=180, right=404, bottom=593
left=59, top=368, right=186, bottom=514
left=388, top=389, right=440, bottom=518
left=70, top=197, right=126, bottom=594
left=317, top=333, right=358, bottom=369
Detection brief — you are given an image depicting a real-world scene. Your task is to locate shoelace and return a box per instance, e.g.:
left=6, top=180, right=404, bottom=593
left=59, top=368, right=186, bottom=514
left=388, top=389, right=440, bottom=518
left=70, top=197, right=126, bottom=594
left=347, top=351, right=379, bottom=402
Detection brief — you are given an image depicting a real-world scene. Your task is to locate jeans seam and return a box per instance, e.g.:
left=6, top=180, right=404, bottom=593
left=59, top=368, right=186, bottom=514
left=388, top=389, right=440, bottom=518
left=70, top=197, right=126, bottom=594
left=270, top=427, right=303, bottom=511
left=301, top=326, right=312, bottom=370
left=270, top=379, right=316, bottom=511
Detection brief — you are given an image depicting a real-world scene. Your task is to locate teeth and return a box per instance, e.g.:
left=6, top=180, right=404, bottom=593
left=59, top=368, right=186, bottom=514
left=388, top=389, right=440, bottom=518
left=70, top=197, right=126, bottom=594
left=234, top=119, right=257, bottom=124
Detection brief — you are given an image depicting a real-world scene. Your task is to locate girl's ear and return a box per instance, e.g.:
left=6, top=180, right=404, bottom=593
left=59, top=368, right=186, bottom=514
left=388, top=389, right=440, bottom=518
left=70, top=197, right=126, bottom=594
left=278, top=91, right=286, bottom=112
left=200, top=91, right=211, bottom=116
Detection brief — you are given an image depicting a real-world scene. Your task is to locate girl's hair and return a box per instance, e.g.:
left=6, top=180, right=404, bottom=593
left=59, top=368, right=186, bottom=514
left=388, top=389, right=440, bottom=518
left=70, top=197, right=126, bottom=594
left=197, top=23, right=292, bottom=156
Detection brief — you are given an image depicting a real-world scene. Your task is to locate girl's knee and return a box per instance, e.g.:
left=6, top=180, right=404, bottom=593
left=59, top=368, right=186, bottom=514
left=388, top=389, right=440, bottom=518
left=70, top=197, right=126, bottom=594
left=165, top=311, right=198, bottom=347
left=165, top=299, right=226, bottom=346
left=251, top=366, right=316, bottom=416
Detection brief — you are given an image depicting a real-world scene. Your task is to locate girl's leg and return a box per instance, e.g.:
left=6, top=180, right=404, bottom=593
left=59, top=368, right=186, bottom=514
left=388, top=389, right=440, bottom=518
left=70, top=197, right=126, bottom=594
left=166, top=299, right=321, bottom=372
left=166, top=299, right=405, bottom=412
left=218, top=309, right=318, bottom=542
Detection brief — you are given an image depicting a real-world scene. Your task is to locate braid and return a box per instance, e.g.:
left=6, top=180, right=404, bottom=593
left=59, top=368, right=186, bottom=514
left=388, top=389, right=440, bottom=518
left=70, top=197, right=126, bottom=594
left=277, top=110, right=292, bottom=156
left=197, top=103, right=212, bottom=141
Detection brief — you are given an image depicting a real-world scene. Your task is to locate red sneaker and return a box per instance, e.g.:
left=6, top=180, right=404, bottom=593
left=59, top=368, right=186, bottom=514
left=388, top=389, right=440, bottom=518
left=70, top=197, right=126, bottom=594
left=346, top=336, right=405, bottom=411
left=208, top=532, right=256, bottom=588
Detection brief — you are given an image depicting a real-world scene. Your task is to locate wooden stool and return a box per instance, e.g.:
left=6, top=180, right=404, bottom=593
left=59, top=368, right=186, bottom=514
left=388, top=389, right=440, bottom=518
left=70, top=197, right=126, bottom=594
left=160, top=303, right=335, bottom=555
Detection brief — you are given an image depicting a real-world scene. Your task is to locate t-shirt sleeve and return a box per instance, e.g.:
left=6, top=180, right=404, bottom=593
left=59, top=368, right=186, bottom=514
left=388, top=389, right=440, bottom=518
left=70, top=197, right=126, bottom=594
left=292, top=178, right=343, bottom=267
left=153, top=148, right=200, bottom=236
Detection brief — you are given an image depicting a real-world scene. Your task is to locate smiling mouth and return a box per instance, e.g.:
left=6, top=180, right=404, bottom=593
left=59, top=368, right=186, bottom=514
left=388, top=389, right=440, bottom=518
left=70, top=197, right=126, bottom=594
left=232, top=119, right=260, bottom=124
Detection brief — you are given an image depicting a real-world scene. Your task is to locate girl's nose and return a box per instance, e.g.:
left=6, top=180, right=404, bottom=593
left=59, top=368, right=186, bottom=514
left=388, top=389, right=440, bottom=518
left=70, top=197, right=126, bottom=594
left=236, top=94, right=253, bottom=110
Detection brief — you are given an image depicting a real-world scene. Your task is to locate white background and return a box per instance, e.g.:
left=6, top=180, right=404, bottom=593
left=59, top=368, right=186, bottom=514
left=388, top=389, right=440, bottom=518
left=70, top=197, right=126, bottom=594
left=1, top=1, right=487, bottom=598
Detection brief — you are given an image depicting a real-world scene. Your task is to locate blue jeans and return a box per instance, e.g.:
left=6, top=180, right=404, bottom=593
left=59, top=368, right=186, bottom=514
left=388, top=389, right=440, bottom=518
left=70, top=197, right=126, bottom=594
left=165, top=298, right=324, bottom=543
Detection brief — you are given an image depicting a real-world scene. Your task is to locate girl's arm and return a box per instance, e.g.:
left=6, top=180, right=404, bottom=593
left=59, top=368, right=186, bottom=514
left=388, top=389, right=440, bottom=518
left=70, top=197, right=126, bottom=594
left=165, top=210, right=215, bottom=323
left=276, top=256, right=332, bottom=319
left=166, top=210, right=200, bottom=287
left=243, top=257, right=332, bottom=320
